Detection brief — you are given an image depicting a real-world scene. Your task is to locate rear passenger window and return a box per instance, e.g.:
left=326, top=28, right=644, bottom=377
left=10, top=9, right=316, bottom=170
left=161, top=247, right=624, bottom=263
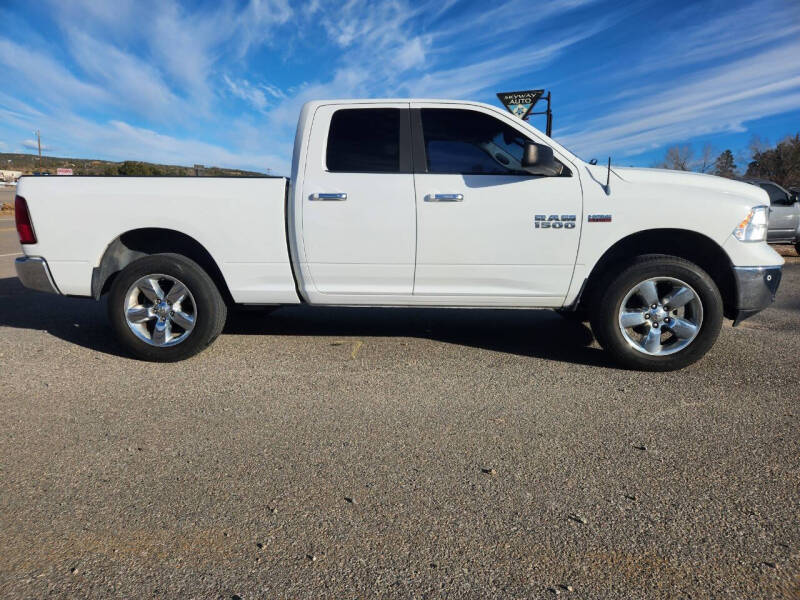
left=326, top=109, right=400, bottom=173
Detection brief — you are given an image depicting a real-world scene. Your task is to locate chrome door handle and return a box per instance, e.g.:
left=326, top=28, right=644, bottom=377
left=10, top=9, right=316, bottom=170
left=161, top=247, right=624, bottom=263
left=425, top=193, right=463, bottom=202
left=310, top=192, right=348, bottom=201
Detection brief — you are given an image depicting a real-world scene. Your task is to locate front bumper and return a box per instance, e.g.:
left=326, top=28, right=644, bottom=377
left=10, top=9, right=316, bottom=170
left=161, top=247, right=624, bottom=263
left=731, top=265, right=782, bottom=326
left=15, top=256, right=60, bottom=294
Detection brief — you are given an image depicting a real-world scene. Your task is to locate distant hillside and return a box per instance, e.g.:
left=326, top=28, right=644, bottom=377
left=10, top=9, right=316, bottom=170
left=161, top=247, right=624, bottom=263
left=0, top=153, right=267, bottom=177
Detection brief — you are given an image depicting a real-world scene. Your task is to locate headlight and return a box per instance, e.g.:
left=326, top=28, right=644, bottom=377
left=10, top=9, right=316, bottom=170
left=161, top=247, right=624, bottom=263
left=733, top=205, right=768, bottom=242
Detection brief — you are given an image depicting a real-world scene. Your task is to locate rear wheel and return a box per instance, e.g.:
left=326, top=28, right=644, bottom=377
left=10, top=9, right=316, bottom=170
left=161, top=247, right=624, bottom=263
left=108, top=253, right=227, bottom=362
left=590, top=255, right=723, bottom=371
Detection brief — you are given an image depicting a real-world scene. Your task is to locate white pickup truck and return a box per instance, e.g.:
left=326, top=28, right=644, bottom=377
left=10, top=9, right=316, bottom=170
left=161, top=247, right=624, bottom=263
left=14, top=99, right=783, bottom=370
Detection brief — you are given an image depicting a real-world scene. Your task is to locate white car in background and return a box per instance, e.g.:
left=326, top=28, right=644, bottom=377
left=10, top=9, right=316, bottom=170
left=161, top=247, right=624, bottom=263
left=743, top=178, right=800, bottom=253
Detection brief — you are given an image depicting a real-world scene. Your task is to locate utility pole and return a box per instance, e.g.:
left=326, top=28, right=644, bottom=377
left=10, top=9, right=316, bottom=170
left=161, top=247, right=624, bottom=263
left=35, top=130, right=42, bottom=163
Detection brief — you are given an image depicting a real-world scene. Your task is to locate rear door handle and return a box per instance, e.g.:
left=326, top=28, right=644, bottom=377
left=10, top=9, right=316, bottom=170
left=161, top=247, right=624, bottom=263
left=425, top=193, right=463, bottom=202
left=310, top=192, right=348, bottom=201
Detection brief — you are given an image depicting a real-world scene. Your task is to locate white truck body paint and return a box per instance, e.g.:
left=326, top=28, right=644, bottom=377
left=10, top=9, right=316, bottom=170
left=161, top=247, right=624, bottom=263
left=300, top=102, right=417, bottom=297
left=409, top=101, right=581, bottom=304
left=19, top=177, right=298, bottom=303
left=17, top=98, right=782, bottom=309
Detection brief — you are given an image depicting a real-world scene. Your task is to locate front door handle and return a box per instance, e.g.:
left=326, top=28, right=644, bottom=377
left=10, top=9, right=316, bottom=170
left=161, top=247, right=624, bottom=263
left=310, top=192, right=348, bottom=201
left=425, top=193, right=463, bottom=202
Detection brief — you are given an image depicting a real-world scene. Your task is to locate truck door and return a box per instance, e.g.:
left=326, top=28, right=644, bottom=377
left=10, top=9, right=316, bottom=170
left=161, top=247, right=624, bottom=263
left=300, top=103, right=415, bottom=296
left=410, top=104, right=582, bottom=303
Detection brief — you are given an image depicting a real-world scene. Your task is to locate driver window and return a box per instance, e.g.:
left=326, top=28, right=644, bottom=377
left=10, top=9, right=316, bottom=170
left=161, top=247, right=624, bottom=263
left=421, top=109, right=536, bottom=175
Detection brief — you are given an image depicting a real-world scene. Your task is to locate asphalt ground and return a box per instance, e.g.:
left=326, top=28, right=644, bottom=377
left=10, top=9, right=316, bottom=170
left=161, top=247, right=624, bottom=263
left=0, top=215, right=798, bottom=599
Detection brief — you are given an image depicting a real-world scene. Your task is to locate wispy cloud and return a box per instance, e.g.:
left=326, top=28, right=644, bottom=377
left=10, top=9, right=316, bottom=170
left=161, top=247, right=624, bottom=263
left=0, top=39, right=109, bottom=109
left=66, top=30, right=189, bottom=121
left=1, top=0, right=799, bottom=172
left=629, top=1, right=800, bottom=74
left=224, top=76, right=269, bottom=113
left=146, top=0, right=291, bottom=103
left=223, top=76, right=287, bottom=113
left=104, top=120, right=288, bottom=173
left=22, top=139, right=52, bottom=151
left=0, top=93, right=288, bottom=172
left=404, top=15, right=623, bottom=99
left=255, top=0, right=617, bottom=146
left=558, top=26, right=800, bottom=157
left=432, top=0, right=599, bottom=46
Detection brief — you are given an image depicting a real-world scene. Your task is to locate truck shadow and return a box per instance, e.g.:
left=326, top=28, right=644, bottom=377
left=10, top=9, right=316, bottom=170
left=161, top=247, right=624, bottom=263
left=0, top=277, right=129, bottom=357
left=0, top=276, right=608, bottom=367
left=226, top=306, right=608, bottom=366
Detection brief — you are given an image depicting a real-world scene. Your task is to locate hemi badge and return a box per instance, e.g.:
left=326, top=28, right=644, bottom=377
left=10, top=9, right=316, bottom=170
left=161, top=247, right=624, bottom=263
left=588, top=214, right=612, bottom=223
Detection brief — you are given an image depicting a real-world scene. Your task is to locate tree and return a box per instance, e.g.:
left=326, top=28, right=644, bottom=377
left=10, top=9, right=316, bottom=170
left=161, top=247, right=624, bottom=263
left=713, top=150, right=737, bottom=178
left=658, top=145, right=692, bottom=171
left=745, top=134, right=800, bottom=187
left=697, top=143, right=715, bottom=173
left=117, top=161, right=166, bottom=176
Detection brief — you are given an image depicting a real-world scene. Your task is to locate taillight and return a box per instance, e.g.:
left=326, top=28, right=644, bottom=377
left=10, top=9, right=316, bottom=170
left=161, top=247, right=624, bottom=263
left=15, top=195, right=37, bottom=245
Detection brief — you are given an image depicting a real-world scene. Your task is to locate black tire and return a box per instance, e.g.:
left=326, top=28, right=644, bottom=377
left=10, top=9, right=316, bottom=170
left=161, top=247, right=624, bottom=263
left=794, top=241, right=800, bottom=256
left=590, top=255, right=723, bottom=371
left=107, top=253, right=227, bottom=362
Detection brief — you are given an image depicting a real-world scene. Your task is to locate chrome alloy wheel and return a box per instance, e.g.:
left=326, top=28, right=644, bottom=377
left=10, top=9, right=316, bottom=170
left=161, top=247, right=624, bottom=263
left=617, top=277, right=703, bottom=356
left=124, top=274, right=197, bottom=347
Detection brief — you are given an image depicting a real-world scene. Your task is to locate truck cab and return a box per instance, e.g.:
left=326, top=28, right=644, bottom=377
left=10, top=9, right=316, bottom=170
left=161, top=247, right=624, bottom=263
left=290, top=100, right=582, bottom=305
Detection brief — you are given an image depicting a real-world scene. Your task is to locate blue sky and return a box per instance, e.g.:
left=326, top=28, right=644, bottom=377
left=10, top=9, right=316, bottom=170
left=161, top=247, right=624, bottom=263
left=1, top=0, right=799, bottom=175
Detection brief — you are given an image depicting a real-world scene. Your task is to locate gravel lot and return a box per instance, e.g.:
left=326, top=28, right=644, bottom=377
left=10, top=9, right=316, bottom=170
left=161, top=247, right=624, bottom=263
left=0, top=219, right=798, bottom=599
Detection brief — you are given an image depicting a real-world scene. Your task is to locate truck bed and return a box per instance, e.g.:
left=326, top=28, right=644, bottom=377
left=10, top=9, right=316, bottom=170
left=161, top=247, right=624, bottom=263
left=16, top=176, right=300, bottom=304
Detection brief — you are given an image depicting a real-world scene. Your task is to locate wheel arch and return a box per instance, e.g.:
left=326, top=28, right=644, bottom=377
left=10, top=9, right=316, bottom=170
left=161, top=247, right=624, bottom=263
left=92, top=228, right=233, bottom=305
left=580, top=228, right=737, bottom=319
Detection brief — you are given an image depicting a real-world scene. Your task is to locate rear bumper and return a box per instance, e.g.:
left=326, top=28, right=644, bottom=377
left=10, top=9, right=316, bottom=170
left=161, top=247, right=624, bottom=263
left=15, top=256, right=61, bottom=295
left=731, top=265, right=781, bottom=326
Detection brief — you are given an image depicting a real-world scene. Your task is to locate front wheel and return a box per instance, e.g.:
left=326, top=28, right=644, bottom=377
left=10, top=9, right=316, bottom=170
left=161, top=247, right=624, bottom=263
left=107, top=253, right=227, bottom=362
left=590, top=255, right=723, bottom=371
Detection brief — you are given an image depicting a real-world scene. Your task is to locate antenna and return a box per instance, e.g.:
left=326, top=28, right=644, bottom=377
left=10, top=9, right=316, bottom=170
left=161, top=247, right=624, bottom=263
left=605, top=157, right=612, bottom=194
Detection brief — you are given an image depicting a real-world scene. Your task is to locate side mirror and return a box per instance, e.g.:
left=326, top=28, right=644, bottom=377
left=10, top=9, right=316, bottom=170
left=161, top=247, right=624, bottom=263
left=792, top=192, right=799, bottom=204
left=521, top=142, right=562, bottom=176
